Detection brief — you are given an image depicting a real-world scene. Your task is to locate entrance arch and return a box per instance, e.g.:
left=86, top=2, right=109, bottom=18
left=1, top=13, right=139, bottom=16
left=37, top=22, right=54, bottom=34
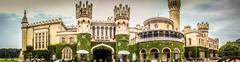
left=91, top=44, right=114, bottom=62
left=162, top=47, right=171, bottom=62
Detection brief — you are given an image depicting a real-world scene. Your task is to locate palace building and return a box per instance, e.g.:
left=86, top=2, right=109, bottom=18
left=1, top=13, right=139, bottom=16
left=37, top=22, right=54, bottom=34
left=19, top=0, right=219, bottom=62
left=183, top=22, right=219, bottom=61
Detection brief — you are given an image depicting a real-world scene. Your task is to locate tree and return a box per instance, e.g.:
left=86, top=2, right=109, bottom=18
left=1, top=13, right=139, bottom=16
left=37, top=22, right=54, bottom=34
left=218, top=40, right=240, bottom=57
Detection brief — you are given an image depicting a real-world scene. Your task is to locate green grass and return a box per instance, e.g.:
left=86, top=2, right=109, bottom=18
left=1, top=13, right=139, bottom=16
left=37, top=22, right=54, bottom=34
left=0, top=58, right=18, bottom=62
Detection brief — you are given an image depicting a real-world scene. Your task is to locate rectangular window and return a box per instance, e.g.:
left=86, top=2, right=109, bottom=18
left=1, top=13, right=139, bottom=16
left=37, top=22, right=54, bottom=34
left=189, top=38, right=191, bottom=45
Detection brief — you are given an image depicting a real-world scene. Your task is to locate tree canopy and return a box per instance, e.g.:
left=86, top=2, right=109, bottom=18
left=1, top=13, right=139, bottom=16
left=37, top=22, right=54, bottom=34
left=218, top=40, right=240, bottom=57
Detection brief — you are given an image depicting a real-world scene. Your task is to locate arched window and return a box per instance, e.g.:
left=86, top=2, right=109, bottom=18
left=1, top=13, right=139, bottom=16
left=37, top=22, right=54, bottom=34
left=148, top=31, right=153, bottom=37
left=153, top=31, right=158, bottom=37
left=69, top=37, right=74, bottom=43
left=140, top=49, right=147, bottom=62
left=154, top=24, right=158, bottom=28
left=123, top=21, right=126, bottom=25
left=82, top=19, right=85, bottom=22
left=62, top=47, right=72, bottom=61
left=61, top=37, right=66, bottom=43
left=159, top=31, right=163, bottom=37
left=162, top=48, right=171, bottom=62
left=189, top=38, right=192, bottom=45
left=165, top=31, right=169, bottom=37
left=150, top=48, right=159, bottom=60
left=174, top=48, right=180, bottom=62
left=87, top=20, right=90, bottom=23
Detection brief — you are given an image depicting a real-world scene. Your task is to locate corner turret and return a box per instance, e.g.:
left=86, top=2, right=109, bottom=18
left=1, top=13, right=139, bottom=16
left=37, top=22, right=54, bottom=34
left=197, top=22, right=209, bottom=37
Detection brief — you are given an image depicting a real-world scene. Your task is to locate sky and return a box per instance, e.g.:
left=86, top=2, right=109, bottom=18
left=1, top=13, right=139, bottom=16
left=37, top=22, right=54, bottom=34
left=0, top=0, right=239, bottom=48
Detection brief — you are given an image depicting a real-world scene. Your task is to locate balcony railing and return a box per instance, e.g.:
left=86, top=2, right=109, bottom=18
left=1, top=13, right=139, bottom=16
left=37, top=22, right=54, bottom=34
left=138, top=37, right=183, bottom=43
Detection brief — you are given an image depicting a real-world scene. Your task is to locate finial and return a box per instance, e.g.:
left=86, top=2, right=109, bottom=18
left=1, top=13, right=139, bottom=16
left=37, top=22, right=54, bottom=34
left=22, top=9, right=28, bottom=22
left=24, top=10, right=27, bottom=16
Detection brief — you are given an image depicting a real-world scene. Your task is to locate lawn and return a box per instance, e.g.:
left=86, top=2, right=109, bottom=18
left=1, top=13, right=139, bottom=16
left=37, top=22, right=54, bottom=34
left=0, top=58, right=18, bottom=62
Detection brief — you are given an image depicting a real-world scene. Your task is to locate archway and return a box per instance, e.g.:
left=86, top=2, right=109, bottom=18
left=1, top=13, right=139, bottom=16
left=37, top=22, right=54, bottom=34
left=150, top=48, right=159, bottom=60
left=92, top=44, right=114, bottom=62
left=140, top=49, right=147, bottom=62
left=174, top=48, right=180, bottom=62
left=162, top=48, right=171, bottom=62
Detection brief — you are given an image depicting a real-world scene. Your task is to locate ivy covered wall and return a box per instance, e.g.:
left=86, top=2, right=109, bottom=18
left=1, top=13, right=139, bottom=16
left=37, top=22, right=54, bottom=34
left=114, top=34, right=130, bottom=60
left=134, top=41, right=185, bottom=61
left=184, top=46, right=210, bottom=59
left=77, top=33, right=91, bottom=51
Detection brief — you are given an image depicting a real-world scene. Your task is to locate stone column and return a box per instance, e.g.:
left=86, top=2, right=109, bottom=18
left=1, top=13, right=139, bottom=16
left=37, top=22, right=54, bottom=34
left=95, top=26, right=97, bottom=39
left=112, top=27, right=114, bottom=39
left=107, top=26, right=110, bottom=40
left=103, top=26, right=105, bottom=40
left=99, top=26, right=102, bottom=39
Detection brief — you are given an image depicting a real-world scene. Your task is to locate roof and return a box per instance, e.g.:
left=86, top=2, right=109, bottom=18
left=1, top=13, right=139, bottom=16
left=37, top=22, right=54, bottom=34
left=143, top=17, right=173, bottom=26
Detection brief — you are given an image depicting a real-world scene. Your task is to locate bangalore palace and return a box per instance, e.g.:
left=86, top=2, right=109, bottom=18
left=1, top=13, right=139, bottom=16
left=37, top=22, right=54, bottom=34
left=19, top=0, right=219, bottom=62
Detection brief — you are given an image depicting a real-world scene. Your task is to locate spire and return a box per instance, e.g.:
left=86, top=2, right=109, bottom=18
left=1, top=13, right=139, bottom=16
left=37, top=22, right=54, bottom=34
left=22, top=10, right=28, bottom=23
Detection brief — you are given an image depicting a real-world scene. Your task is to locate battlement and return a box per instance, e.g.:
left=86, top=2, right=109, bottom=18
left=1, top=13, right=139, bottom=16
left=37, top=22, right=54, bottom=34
left=114, top=4, right=130, bottom=20
left=66, top=24, right=77, bottom=29
left=28, top=18, right=63, bottom=27
left=76, top=1, right=93, bottom=19
left=168, top=0, right=181, bottom=11
left=184, top=25, right=191, bottom=29
left=197, top=22, right=209, bottom=32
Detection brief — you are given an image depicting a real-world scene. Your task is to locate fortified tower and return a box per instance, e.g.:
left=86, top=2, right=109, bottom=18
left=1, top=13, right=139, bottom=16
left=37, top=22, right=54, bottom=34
left=168, top=0, right=181, bottom=31
left=114, top=4, right=131, bottom=59
left=197, top=22, right=209, bottom=37
left=75, top=1, right=92, bottom=59
left=76, top=1, right=92, bottom=33
left=114, top=4, right=130, bottom=35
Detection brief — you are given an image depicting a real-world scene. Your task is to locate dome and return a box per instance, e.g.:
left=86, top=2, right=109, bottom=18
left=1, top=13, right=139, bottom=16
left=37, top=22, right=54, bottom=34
left=143, top=17, right=173, bottom=26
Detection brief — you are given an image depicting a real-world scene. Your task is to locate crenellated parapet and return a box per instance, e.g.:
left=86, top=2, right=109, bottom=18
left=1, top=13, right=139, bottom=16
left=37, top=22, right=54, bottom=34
left=114, top=4, right=130, bottom=35
left=114, top=4, right=130, bottom=21
left=197, top=22, right=209, bottom=32
left=76, top=1, right=93, bottom=19
left=66, top=24, right=77, bottom=29
left=168, top=0, right=181, bottom=11
left=28, top=18, right=63, bottom=27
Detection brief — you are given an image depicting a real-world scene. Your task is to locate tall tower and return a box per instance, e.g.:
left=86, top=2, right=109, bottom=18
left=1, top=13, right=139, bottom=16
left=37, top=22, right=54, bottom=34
left=21, top=10, right=28, bottom=51
left=75, top=1, right=92, bottom=59
left=114, top=4, right=131, bottom=60
left=114, top=4, right=130, bottom=35
left=197, top=22, right=209, bottom=37
left=76, top=1, right=93, bottom=33
left=19, top=10, right=28, bottom=60
left=168, top=0, right=181, bottom=31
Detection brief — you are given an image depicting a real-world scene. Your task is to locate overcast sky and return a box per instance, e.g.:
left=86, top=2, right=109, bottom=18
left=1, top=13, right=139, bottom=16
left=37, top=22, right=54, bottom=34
left=0, top=0, right=239, bottom=48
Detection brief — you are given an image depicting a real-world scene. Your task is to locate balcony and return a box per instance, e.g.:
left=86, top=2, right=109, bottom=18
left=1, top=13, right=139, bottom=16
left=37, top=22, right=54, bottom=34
left=137, top=29, right=184, bottom=43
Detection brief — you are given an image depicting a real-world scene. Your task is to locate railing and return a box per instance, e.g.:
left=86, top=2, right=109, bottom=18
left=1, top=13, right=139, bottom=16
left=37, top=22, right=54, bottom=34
left=138, top=37, right=183, bottom=43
